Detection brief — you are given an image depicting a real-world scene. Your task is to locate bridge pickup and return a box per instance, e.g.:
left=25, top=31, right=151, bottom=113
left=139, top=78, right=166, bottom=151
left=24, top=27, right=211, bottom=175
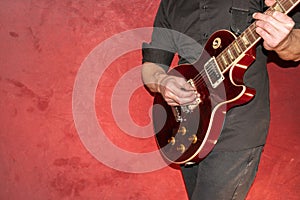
left=204, top=57, right=224, bottom=88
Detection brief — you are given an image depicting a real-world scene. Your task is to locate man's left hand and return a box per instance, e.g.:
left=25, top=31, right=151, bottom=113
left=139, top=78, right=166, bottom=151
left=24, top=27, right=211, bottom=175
left=253, top=11, right=295, bottom=52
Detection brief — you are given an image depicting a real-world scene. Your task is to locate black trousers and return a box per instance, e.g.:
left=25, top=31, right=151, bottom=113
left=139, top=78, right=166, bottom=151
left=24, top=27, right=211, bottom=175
left=181, top=146, right=264, bottom=200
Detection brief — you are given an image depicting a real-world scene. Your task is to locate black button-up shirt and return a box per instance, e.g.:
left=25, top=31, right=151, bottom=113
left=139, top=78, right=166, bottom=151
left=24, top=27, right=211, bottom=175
left=142, top=0, right=300, bottom=151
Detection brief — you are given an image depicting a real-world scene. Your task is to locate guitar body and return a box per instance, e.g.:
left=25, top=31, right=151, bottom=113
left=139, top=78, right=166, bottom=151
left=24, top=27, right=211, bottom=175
left=152, top=0, right=299, bottom=165
left=153, top=30, right=256, bottom=165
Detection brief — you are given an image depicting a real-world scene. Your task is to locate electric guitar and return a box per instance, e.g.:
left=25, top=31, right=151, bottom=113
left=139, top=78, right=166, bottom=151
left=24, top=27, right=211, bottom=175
left=153, top=0, right=300, bottom=165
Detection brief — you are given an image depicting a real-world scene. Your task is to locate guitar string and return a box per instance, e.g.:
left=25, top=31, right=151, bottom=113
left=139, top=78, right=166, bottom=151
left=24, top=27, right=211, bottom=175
left=191, top=0, right=294, bottom=87
left=191, top=22, right=260, bottom=87
left=191, top=23, right=259, bottom=89
left=189, top=0, right=295, bottom=89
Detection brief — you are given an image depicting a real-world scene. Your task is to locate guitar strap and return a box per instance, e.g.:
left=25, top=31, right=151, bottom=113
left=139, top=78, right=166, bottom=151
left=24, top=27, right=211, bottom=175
left=230, top=0, right=251, bottom=35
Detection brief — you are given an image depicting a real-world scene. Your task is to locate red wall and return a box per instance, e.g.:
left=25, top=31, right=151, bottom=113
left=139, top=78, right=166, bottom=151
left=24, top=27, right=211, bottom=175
left=0, top=1, right=299, bottom=199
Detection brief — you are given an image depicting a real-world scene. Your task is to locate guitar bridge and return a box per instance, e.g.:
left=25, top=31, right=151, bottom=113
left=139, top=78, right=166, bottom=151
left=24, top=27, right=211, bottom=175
left=171, top=79, right=201, bottom=122
left=172, top=98, right=201, bottom=122
left=172, top=106, right=184, bottom=122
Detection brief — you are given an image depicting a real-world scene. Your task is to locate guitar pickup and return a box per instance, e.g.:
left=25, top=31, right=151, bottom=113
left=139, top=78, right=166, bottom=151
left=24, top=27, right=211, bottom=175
left=204, top=57, right=225, bottom=88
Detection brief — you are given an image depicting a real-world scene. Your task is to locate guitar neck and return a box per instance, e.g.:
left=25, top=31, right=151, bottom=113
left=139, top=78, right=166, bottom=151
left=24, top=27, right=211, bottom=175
left=216, top=0, right=300, bottom=73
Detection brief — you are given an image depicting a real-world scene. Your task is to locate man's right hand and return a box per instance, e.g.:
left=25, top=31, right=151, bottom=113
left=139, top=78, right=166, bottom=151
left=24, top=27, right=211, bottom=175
left=142, top=62, right=200, bottom=106
left=157, top=74, right=200, bottom=106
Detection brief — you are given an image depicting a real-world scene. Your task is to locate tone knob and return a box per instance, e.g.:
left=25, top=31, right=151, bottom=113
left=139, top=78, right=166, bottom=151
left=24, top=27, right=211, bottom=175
left=177, top=144, right=186, bottom=153
left=188, top=134, right=198, bottom=144
left=178, top=126, right=187, bottom=135
left=168, top=137, right=175, bottom=145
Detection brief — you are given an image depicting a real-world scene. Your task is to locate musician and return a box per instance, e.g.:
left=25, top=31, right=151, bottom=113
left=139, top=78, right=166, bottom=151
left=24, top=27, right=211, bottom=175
left=142, top=0, right=300, bottom=199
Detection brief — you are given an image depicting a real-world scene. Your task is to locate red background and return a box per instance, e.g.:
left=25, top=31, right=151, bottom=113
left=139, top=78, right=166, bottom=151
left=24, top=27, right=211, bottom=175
left=0, top=1, right=299, bottom=199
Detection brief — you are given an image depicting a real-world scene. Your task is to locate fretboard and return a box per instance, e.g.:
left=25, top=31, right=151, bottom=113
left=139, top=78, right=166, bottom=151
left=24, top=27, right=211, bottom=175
left=216, top=0, right=300, bottom=72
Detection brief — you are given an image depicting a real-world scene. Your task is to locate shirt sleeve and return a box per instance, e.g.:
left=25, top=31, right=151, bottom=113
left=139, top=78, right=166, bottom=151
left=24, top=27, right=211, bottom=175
left=142, top=0, right=176, bottom=72
left=291, top=5, right=300, bottom=29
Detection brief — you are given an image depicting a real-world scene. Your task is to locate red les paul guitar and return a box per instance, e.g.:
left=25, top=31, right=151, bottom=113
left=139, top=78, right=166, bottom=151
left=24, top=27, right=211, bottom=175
left=153, top=0, right=300, bottom=165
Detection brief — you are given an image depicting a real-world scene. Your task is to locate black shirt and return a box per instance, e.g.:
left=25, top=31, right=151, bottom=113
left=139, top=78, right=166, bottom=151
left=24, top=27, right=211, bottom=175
left=142, top=0, right=300, bottom=151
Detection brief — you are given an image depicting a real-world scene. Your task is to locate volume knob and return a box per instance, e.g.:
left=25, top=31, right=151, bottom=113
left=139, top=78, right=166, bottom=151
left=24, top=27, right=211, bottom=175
left=178, top=126, right=187, bottom=135
left=188, top=134, right=198, bottom=144
left=168, top=137, right=175, bottom=145
left=177, top=144, right=186, bottom=153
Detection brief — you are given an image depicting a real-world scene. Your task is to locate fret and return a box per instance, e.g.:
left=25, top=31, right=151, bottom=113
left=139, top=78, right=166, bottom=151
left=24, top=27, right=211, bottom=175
left=271, top=0, right=298, bottom=14
left=229, top=46, right=238, bottom=60
left=287, top=0, right=294, bottom=8
left=227, top=49, right=234, bottom=61
left=221, top=54, right=229, bottom=66
left=216, top=57, right=226, bottom=71
left=250, top=25, right=260, bottom=42
left=279, top=0, right=294, bottom=12
left=236, top=37, right=247, bottom=52
left=283, top=0, right=297, bottom=12
left=228, top=43, right=240, bottom=59
left=241, top=33, right=250, bottom=47
left=233, top=41, right=242, bottom=54
left=244, top=29, right=256, bottom=44
left=282, top=0, right=293, bottom=10
left=225, top=53, right=232, bottom=64
left=274, top=0, right=285, bottom=12
left=215, top=0, right=299, bottom=73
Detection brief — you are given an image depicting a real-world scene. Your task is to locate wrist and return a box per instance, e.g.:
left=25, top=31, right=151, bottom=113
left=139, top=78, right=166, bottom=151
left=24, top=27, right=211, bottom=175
left=155, top=72, right=168, bottom=93
left=274, top=28, right=298, bottom=54
left=275, top=34, right=292, bottom=53
left=273, top=30, right=300, bottom=61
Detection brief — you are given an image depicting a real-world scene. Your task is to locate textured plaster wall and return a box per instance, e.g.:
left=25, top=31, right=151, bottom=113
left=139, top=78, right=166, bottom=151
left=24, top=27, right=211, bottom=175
left=0, top=1, right=299, bottom=199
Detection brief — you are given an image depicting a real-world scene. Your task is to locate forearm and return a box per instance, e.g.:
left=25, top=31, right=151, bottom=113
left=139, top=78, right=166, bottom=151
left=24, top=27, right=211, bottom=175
left=141, top=62, right=168, bottom=93
left=142, top=62, right=200, bottom=106
left=274, top=29, right=300, bottom=61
